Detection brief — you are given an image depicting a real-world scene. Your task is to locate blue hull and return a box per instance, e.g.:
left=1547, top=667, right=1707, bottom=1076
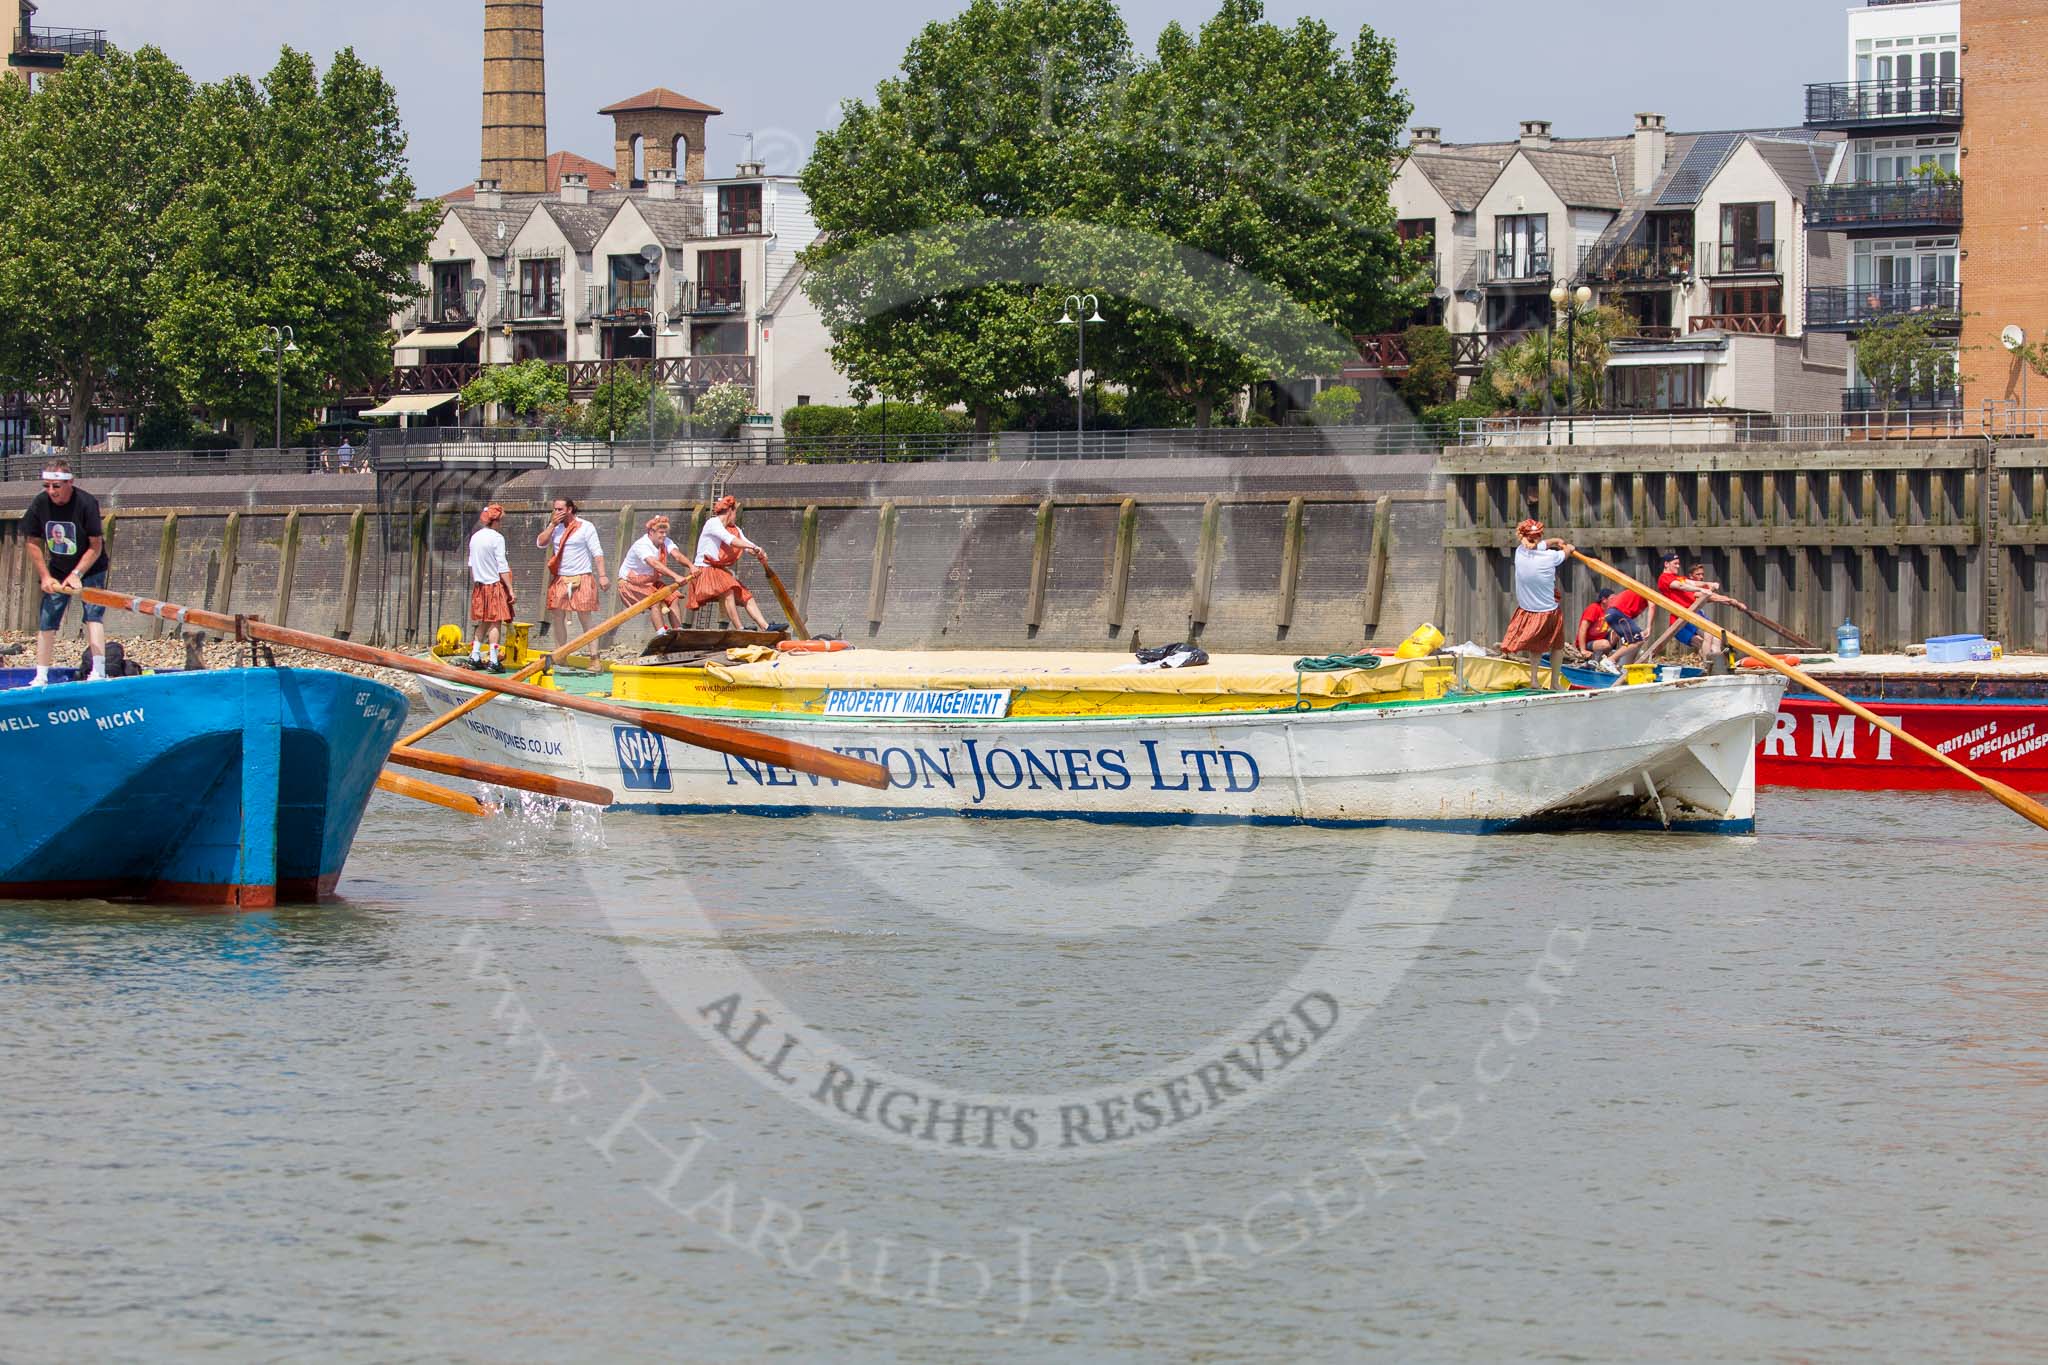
left=0, top=669, right=406, bottom=908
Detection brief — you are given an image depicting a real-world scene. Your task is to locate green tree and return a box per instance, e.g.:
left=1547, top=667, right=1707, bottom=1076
left=1310, top=385, right=1360, bottom=425
left=1855, top=314, right=1956, bottom=409
left=1483, top=307, right=1631, bottom=412
left=1398, top=324, right=1457, bottom=410
left=148, top=48, right=434, bottom=445
left=1080, top=0, right=1422, bottom=427
left=800, top=0, right=1134, bottom=432
left=0, top=47, right=192, bottom=451
left=460, top=359, right=570, bottom=422
left=578, top=371, right=684, bottom=441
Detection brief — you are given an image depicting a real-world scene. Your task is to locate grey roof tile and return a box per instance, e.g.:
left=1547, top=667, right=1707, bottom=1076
left=1523, top=148, right=1625, bottom=210
left=1410, top=153, right=1507, bottom=212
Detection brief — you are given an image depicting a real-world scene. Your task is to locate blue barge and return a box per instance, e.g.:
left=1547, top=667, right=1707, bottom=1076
left=0, top=668, right=406, bottom=908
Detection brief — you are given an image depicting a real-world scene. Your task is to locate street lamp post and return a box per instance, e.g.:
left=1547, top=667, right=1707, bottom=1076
left=1548, top=283, right=1594, bottom=445
left=1058, top=294, right=1105, bottom=443
left=632, top=313, right=683, bottom=444
left=261, top=325, right=298, bottom=452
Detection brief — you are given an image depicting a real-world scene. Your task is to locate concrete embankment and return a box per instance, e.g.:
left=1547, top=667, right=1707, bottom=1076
left=0, top=455, right=1446, bottom=655
left=10, top=439, right=2038, bottom=656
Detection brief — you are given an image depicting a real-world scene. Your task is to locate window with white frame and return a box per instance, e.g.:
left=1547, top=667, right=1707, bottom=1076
left=1851, top=135, right=1958, bottom=184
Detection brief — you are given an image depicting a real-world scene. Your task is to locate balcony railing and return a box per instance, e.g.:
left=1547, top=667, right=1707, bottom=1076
left=354, top=356, right=756, bottom=402
left=11, top=26, right=107, bottom=61
left=680, top=281, right=747, bottom=315
left=1805, top=78, right=1962, bottom=131
left=512, top=292, right=564, bottom=322
left=1479, top=250, right=1552, bottom=285
left=1805, top=282, right=1961, bottom=331
left=1688, top=313, right=1788, bottom=335
left=1451, top=329, right=1536, bottom=373
left=1805, top=180, right=1963, bottom=232
left=1581, top=241, right=1693, bottom=286
left=1703, top=239, right=1782, bottom=275
left=1344, top=333, right=1413, bottom=375
left=602, top=283, right=656, bottom=318
left=1843, top=384, right=1959, bottom=413
left=715, top=207, right=771, bottom=237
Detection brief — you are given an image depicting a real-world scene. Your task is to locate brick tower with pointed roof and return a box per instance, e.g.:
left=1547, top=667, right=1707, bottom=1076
left=601, top=86, right=722, bottom=189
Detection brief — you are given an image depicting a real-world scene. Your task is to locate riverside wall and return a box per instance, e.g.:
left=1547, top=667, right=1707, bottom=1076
left=4, top=442, right=2042, bottom=655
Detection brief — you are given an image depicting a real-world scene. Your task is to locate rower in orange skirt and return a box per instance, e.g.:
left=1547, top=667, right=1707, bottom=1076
left=687, top=496, right=775, bottom=632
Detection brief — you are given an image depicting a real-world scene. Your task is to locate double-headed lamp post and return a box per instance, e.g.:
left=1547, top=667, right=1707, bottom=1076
left=1548, top=283, right=1594, bottom=444
left=260, top=325, right=298, bottom=451
left=1058, top=294, right=1105, bottom=437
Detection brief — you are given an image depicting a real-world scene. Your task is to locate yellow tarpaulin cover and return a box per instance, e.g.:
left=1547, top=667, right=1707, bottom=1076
left=699, top=650, right=1532, bottom=700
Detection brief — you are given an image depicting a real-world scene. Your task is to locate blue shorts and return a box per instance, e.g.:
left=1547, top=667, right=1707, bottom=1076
left=1604, top=609, right=1645, bottom=644
left=39, top=569, right=106, bottom=632
left=1675, top=622, right=1701, bottom=647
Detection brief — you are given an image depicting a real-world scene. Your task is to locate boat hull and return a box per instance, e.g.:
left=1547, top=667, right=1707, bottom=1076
left=417, top=674, right=1785, bottom=833
left=0, top=668, right=407, bottom=907
left=1759, top=694, right=2048, bottom=792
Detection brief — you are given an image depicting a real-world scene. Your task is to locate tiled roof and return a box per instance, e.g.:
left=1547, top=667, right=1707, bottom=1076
left=1410, top=153, right=1506, bottom=212
left=598, top=87, right=723, bottom=116
left=541, top=202, right=613, bottom=253
left=440, top=150, right=618, bottom=203
left=1523, top=148, right=1625, bottom=210
left=634, top=199, right=708, bottom=251
left=447, top=205, right=529, bottom=257
left=1750, top=138, right=1836, bottom=197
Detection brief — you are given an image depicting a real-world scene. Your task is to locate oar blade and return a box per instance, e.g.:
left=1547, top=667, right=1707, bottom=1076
left=1986, top=779, right=2048, bottom=834
left=388, top=746, right=616, bottom=807
left=376, top=770, right=491, bottom=817
left=632, top=711, right=891, bottom=790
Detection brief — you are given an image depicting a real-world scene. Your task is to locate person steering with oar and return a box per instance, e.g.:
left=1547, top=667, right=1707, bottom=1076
left=618, top=515, right=695, bottom=634
left=687, top=496, right=782, bottom=634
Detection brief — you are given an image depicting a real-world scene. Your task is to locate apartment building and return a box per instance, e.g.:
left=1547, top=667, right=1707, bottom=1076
left=1802, top=0, right=1965, bottom=411
left=366, top=76, right=847, bottom=430
left=1380, top=116, right=1850, bottom=412
left=1957, top=0, right=2046, bottom=410
left=4, top=1, right=103, bottom=89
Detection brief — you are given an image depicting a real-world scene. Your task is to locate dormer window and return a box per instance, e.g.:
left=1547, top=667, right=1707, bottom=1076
left=718, top=184, right=763, bottom=236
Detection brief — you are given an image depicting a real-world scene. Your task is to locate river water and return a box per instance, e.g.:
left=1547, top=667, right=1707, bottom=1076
left=6, top=781, right=2047, bottom=1363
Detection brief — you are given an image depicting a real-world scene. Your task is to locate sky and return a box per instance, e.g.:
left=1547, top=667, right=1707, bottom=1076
left=65, top=0, right=1852, bottom=195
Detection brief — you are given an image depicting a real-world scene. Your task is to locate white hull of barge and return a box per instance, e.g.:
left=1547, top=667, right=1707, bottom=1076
left=417, top=674, right=1786, bottom=833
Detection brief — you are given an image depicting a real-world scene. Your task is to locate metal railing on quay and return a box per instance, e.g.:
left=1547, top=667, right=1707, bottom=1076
left=1456, top=406, right=2048, bottom=447
left=0, top=447, right=375, bottom=481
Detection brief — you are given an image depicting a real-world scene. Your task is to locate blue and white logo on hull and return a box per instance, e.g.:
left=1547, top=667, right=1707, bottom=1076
left=613, top=726, right=672, bottom=791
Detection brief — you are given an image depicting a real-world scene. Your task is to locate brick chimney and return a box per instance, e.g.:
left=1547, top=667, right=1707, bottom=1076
left=481, top=0, right=548, bottom=196
left=559, top=171, right=588, bottom=205
left=474, top=178, right=504, bottom=209
left=735, top=160, right=766, bottom=178
left=1410, top=126, right=1442, bottom=150
left=1634, top=113, right=1669, bottom=193
left=646, top=167, right=678, bottom=200
left=1518, top=119, right=1554, bottom=150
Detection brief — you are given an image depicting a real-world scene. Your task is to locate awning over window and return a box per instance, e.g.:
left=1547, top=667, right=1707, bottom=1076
left=360, top=393, right=460, bottom=417
left=394, top=326, right=479, bottom=351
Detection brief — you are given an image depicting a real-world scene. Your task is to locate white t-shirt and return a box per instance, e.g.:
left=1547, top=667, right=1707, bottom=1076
left=694, top=518, right=748, bottom=569
left=467, top=527, right=510, bottom=585
left=1513, top=544, right=1568, bottom=613
left=547, top=520, right=603, bottom=577
left=620, top=534, right=677, bottom=580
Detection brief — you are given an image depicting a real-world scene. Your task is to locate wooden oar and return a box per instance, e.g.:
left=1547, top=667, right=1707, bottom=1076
left=76, top=587, right=889, bottom=790
left=757, top=557, right=810, bottom=641
left=1728, top=601, right=1822, bottom=652
left=376, top=770, right=489, bottom=817
left=400, top=581, right=685, bottom=748
left=1571, top=551, right=2048, bottom=833
left=387, top=746, right=615, bottom=806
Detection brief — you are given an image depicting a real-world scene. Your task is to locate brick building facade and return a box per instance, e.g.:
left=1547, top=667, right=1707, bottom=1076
left=1959, top=0, right=2047, bottom=406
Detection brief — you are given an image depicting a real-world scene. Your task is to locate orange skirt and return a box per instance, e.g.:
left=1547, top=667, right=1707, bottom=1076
left=547, top=573, right=599, bottom=613
left=1501, top=608, right=1564, bottom=655
left=618, top=572, right=667, bottom=608
left=470, top=581, right=515, bottom=624
left=686, top=565, right=751, bottom=611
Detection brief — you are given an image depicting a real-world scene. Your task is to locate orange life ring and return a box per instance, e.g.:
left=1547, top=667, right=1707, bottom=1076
left=776, top=639, right=850, bottom=653
left=1737, top=654, right=1800, bottom=670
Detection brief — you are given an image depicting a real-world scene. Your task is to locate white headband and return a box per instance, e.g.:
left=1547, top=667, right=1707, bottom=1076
left=40, top=470, right=73, bottom=482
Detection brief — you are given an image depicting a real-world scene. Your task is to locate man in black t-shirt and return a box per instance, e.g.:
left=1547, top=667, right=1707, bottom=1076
left=20, top=460, right=111, bottom=685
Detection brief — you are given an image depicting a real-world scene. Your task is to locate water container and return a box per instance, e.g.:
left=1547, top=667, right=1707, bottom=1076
left=1395, top=624, right=1445, bottom=660
left=1927, top=634, right=1987, bottom=664
left=1835, top=619, right=1863, bottom=661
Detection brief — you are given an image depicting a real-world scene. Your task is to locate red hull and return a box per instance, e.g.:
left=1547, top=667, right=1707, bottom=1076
left=1758, top=696, right=2048, bottom=792
left=0, top=872, right=342, bottom=910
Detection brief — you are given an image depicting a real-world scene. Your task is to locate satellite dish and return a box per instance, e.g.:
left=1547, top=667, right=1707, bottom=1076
left=1433, top=284, right=1453, bottom=302
left=640, top=244, right=663, bottom=267
left=1461, top=289, right=1483, bottom=306
left=2001, top=325, right=2027, bottom=353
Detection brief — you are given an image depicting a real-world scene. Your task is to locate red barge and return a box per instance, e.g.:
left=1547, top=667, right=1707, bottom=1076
left=1756, top=655, right=2048, bottom=793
